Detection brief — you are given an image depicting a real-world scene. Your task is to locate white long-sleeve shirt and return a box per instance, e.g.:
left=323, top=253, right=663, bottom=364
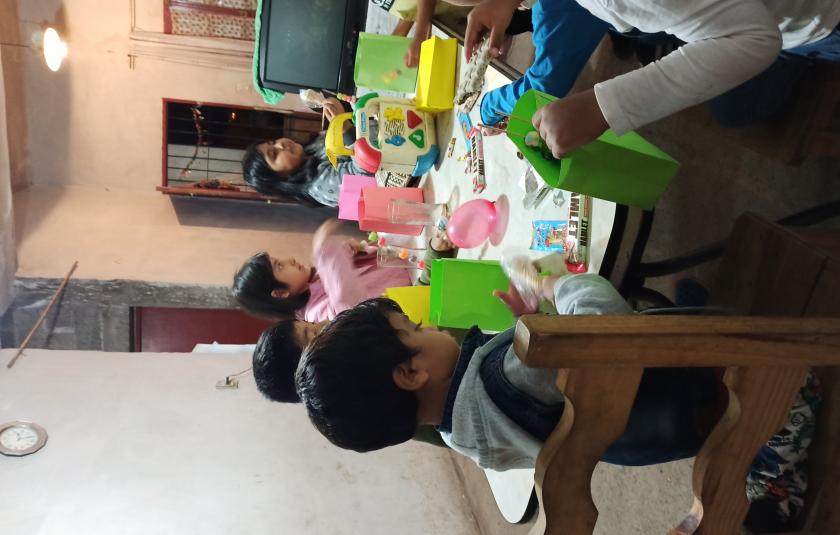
left=577, top=0, right=840, bottom=134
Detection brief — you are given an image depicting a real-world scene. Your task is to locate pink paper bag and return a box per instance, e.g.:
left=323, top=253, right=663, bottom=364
left=338, top=174, right=378, bottom=221
left=358, top=187, right=425, bottom=236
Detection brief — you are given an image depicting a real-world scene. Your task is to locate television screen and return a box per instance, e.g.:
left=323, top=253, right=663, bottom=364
left=259, top=0, right=367, bottom=95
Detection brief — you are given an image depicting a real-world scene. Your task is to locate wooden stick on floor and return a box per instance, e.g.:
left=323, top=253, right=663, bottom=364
left=6, top=261, right=79, bottom=369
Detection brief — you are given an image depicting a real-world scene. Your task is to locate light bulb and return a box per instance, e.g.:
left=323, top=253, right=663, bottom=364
left=42, top=27, right=67, bottom=72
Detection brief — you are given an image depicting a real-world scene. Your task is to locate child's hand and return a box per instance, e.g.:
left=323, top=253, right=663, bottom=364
left=464, top=0, right=520, bottom=61
left=493, top=282, right=539, bottom=317
left=532, top=89, right=609, bottom=158
left=312, top=218, right=344, bottom=251
left=404, top=36, right=422, bottom=68
left=321, top=98, right=345, bottom=122
left=430, top=230, right=454, bottom=252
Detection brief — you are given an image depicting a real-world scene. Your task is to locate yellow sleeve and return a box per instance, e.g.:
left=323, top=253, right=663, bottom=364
left=391, top=0, right=418, bottom=21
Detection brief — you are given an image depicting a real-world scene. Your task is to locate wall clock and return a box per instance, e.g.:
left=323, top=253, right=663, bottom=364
left=0, top=421, right=48, bottom=457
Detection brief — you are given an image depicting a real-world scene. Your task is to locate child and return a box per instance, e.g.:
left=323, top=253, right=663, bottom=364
left=374, top=0, right=533, bottom=67
left=253, top=319, right=328, bottom=403
left=296, top=263, right=821, bottom=529
left=241, top=98, right=363, bottom=206
left=232, top=218, right=412, bottom=321
left=467, top=0, right=840, bottom=157
left=296, top=266, right=723, bottom=465
left=234, top=218, right=456, bottom=321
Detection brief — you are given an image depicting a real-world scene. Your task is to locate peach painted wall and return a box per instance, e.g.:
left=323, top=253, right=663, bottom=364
left=15, top=0, right=308, bottom=191
left=9, top=0, right=321, bottom=283
left=14, top=187, right=331, bottom=285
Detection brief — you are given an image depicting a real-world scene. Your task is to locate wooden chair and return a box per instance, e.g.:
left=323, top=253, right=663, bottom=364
left=513, top=213, right=840, bottom=534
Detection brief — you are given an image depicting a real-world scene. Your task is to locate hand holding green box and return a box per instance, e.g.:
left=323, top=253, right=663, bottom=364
left=428, top=259, right=515, bottom=332
left=507, top=89, right=680, bottom=210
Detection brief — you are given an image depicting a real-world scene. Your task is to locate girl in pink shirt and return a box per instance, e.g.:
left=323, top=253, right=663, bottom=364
left=233, top=219, right=412, bottom=322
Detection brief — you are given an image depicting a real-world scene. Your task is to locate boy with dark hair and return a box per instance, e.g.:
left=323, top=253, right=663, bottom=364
left=253, top=319, right=327, bottom=403
left=296, top=270, right=721, bottom=466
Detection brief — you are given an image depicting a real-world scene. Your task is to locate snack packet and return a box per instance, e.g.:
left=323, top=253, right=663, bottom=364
left=530, top=220, right=568, bottom=252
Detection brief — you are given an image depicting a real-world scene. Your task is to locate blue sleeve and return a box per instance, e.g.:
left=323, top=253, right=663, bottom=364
left=479, top=0, right=608, bottom=125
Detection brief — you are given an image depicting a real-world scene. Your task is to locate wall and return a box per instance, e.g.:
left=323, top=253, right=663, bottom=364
left=15, top=0, right=307, bottom=192
left=0, top=348, right=478, bottom=535
left=0, top=52, right=15, bottom=316
left=13, top=186, right=333, bottom=284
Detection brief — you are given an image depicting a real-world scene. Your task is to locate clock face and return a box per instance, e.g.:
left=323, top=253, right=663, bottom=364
left=0, top=422, right=48, bottom=457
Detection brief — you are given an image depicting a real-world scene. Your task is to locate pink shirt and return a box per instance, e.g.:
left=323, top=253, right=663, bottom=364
left=299, top=236, right=412, bottom=323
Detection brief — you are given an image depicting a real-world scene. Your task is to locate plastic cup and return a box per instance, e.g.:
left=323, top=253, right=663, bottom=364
left=388, top=199, right=444, bottom=226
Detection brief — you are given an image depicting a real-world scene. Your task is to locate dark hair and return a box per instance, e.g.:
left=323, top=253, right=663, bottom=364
left=232, top=252, right=311, bottom=320
left=253, top=320, right=304, bottom=403
left=242, top=139, right=321, bottom=205
left=296, top=298, right=419, bottom=452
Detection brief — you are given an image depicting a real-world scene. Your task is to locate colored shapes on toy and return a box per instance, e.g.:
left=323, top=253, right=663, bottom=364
left=385, top=135, right=406, bottom=147
left=406, top=110, right=423, bottom=129
left=408, top=129, right=425, bottom=149
left=377, top=237, right=387, bottom=246
left=398, top=249, right=410, bottom=260
left=368, top=232, right=379, bottom=242
left=418, top=260, right=426, bottom=269
left=384, top=107, right=403, bottom=122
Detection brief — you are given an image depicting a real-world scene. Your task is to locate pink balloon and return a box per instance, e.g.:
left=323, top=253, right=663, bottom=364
left=446, top=199, right=497, bottom=249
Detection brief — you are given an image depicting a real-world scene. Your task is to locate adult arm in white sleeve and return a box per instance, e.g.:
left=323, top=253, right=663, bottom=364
left=588, top=0, right=782, bottom=134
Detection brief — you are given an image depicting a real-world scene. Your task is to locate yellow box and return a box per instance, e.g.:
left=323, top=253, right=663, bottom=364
left=415, top=36, right=457, bottom=113
left=384, top=285, right=431, bottom=325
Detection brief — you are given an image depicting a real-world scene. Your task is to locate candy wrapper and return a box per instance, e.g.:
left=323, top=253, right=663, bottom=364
left=564, top=192, right=590, bottom=273
left=457, top=112, right=473, bottom=150
left=531, top=220, right=568, bottom=252
left=467, top=127, right=486, bottom=194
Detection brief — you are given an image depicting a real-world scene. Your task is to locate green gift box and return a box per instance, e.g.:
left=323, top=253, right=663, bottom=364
left=428, top=259, right=514, bottom=332
left=353, top=33, right=419, bottom=93
left=507, top=89, right=680, bottom=210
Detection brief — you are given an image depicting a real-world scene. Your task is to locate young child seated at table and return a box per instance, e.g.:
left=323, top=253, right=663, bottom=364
left=296, top=266, right=723, bottom=466
left=247, top=230, right=457, bottom=400
left=252, top=319, right=327, bottom=403
left=468, top=0, right=840, bottom=157
left=241, top=98, right=363, bottom=206
left=372, top=0, right=533, bottom=67
left=233, top=220, right=455, bottom=322
left=295, top=260, right=822, bottom=530
left=233, top=218, right=412, bottom=322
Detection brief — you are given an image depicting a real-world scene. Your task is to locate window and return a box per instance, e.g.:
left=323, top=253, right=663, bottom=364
left=164, top=0, right=258, bottom=41
left=159, top=99, right=322, bottom=202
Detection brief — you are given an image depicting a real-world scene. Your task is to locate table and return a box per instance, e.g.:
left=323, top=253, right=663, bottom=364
left=419, top=33, right=638, bottom=525
left=423, top=53, right=617, bottom=274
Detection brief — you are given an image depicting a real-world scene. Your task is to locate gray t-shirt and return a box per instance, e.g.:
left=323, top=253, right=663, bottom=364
left=440, top=274, right=632, bottom=470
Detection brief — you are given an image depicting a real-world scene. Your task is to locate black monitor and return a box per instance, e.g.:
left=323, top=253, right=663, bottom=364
left=258, top=0, right=368, bottom=95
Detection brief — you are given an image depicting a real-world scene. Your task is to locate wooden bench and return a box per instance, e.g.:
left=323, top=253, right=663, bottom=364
left=514, top=213, right=840, bottom=534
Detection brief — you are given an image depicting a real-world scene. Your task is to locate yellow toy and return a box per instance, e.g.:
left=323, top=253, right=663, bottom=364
left=326, top=93, right=439, bottom=177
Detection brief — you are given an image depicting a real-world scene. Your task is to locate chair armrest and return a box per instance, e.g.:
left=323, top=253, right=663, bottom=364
left=513, top=314, right=840, bottom=368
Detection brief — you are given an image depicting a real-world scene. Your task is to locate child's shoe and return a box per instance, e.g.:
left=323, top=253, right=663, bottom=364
left=500, top=255, right=543, bottom=311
